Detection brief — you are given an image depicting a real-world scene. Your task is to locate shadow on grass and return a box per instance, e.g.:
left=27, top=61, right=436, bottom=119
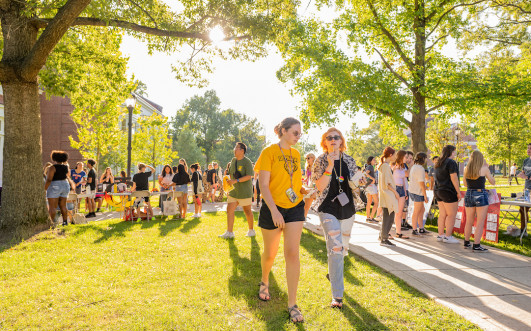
left=70, top=219, right=157, bottom=243
left=300, top=229, right=392, bottom=329
left=157, top=216, right=201, bottom=237
left=227, top=238, right=299, bottom=331
left=300, top=230, right=362, bottom=287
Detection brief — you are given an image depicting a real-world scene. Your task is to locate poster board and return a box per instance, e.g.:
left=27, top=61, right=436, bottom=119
left=454, top=190, right=500, bottom=243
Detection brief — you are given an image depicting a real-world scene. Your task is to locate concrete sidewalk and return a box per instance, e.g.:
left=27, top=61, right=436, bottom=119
left=87, top=203, right=531, bottom=330
left=304, top=213, right=531, bottom=331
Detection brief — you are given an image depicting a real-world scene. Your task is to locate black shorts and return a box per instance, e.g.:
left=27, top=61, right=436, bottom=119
left=258, top=200, right=305, bottom=230
left=434, top=189, right=459, bottom=203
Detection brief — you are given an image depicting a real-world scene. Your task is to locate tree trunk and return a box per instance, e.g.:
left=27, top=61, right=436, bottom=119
left=410, top=91, right=427, bottom=153
left=0, top=8, right=49, bottom=235
left=0, top=81, right=49, bottom=233
left=410, top=5, right=427, bottom=154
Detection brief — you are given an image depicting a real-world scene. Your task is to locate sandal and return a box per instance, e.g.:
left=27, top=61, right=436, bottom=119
left=396, top=233, right=410, bottom=239
left=331, top=298, right=343, bottom=309
left=288, top=305, right=304, bottom=323
left=388, top=234, right=394, bottom=240
left=258, top=282, right=270, bottom=301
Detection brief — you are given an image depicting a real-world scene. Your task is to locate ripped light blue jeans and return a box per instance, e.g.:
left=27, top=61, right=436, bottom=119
left=318, top=212, right=355, bottom=299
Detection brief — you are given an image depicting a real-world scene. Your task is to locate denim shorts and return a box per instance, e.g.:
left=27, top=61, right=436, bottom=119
left=396, top=185, right=406, bottom=198
left=525, top=189, right=530, bottom=202
left=365, top=183, right=378, bottom=196
left=410, top=192, right=425, bottom=202
left=46, top=180, right=70, bottom=199
left=464, top=189, right=489, bottom=207
left=174, top=184, right=188, bottom=193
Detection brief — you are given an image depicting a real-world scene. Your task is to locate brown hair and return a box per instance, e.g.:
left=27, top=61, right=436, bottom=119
left=414, top=152, right=428, bottom=165
left=435, top=145, right=456, bottom=168
left=391, top=150, right=406, bottom=169
left=274, top=117, right=300, bottom=138
left=320, top=127, right=347, bottom=153
left=378, top=146, right=396, bottom=170
left=138, top=163, right=146, bottom=170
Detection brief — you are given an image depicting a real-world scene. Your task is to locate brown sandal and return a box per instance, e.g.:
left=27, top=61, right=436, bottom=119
left=396, top=233, right=409, bottom=239
left=288, top=305, right=304, bottom=323
left=258, top=282, right=270, bottom=301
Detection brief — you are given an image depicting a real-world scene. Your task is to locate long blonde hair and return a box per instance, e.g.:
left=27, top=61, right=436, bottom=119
left=464, top=150, right=484, bottom=180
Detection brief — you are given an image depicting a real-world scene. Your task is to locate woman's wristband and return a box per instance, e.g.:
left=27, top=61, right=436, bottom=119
left=324, top=171, right=332, bottom=177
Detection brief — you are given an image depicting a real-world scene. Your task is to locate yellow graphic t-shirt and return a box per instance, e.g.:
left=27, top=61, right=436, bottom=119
left=255, top=144, right=303, bottom=209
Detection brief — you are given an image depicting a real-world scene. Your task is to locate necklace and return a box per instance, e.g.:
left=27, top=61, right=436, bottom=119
left=332, top=153, right=344, bottom=184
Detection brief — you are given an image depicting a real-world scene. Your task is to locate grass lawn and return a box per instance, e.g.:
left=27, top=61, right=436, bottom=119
left=0, top=213, right=478, bottom=330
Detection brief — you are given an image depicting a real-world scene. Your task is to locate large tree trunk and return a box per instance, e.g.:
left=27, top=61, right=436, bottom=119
left=410, top=88, right=427, bottom=153
left=0, top=9, right=49, bottom=234
left=410, top=5, right=427, bottom=154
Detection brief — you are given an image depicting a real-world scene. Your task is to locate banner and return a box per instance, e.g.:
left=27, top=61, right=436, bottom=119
left=454, top=190, right=500, bottom=243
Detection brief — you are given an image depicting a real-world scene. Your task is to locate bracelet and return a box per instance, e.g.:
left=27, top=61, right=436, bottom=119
left=324, top=171, right=332, bottom=177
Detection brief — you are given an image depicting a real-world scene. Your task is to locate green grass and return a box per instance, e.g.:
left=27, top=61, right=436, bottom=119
left=0, top=213, right=478, bottom=330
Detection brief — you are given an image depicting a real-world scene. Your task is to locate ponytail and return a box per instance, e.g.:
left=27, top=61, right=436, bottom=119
left=378, top=146, right=395, bottom=170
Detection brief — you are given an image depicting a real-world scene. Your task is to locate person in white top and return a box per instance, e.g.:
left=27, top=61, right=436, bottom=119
left=509, top=163, right=519, bottom=186
left=408, top=153, right=429, bottom=235
left=158, top=165, right=174, bottom=213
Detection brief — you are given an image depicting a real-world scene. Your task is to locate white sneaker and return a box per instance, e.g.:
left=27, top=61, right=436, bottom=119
left=246, top=229, right=256, bottom=237
left=219, top=231, right=235, bottom=239
left=443, top=236, right=459, bottom=244
left=436, top=235, right=444, bottom=242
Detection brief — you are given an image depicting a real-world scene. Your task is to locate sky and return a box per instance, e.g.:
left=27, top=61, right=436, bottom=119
left=120, top=36, right=369, bottom=149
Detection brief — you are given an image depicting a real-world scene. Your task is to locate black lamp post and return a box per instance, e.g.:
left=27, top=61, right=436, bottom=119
left=125, top=98, right=136, bottom=179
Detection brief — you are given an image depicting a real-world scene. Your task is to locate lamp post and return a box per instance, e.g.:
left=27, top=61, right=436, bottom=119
left=125, top=97, right=136, bottom=179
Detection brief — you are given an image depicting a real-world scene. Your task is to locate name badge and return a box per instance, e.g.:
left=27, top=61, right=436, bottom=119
left=285, top=187, right=298, bottom=203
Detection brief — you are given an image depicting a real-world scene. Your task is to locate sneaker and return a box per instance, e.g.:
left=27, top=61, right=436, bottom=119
left=62, top=221, right=68, bottom=226
left=419, top=228, right=427, bottom=234
left=443, top=236, right=459, bottom=244
left=246, top=229, right=256, bottom=237
left=96, top=208, right=101, bottom=212
left=375, top=215, right=383, bottom=222
left=436, top=235, right=444, bottom=242
left=86, top=212, right=96, bottom=218
left=473, top=244, right=489, bottom=252
left=464, top=240, right=471, bottom=249
left=411, top=229, right=420, bottom=236
left=380, top=239, right=395, bottom=246
left=218, top=231, right=235, bottom=239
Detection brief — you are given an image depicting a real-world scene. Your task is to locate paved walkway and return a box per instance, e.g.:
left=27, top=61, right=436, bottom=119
left=303, top=213, right=531, bottom=331
left=85, top=203, right=531, bottom=330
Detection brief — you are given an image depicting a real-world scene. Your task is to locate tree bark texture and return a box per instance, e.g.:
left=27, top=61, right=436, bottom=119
left=0, top=4, right=49, bottom=233
left=0, top=81, right=49, bottom=231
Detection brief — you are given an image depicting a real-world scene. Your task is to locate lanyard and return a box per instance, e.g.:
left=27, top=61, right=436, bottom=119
left=331, top=152, right=344, bottom=193
left=278, top=144, right=294, bottom=188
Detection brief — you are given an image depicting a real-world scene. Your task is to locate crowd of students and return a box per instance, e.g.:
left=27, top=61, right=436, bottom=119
left=43, top=117, right=531, bottom=324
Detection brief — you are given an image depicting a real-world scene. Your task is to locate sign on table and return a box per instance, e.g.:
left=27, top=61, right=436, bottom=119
left=454, top=190, right=501, bottom=243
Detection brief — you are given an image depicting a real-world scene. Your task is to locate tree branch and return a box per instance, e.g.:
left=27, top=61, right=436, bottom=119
left=425, top=0, right=451, bottom=21
left=368, top=104, right=411, bottom=126
left=32, top=17, right=252, bottom=42
left=373, top=48, right=411, bottom=89
left=426, top=34, right=449, bottom=52
left=491, top=0, right=531, bottom=14
left=426, top=0, right=487, bottom=38
left=366, top=0, right=415, bottom=72
left=20, top=0, right=91, bottom=80
left=127, top=0, right=158, bottom=29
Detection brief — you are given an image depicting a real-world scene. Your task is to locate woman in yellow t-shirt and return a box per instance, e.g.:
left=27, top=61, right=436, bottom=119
left=256, top=117, right=306, bottom=323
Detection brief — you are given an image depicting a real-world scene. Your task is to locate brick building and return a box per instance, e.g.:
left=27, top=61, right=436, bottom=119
left=40, top=93, right=84, bottom=166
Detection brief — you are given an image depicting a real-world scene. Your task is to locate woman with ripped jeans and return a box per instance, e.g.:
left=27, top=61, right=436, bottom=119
left=312, top=127, right=359, bottom=309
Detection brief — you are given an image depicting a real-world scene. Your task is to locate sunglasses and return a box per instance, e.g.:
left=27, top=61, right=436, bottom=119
left=291, top=131, right=302, bottom=137
left=325, top=135, right=341, bottom=141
